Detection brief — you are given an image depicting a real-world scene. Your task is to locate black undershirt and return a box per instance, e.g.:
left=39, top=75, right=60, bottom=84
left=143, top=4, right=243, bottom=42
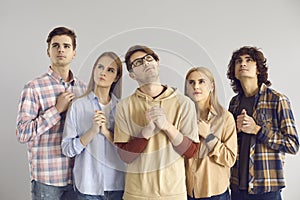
left=237, top=94, right=255, bottom=190
left=152, top=85, right=167, bottom=99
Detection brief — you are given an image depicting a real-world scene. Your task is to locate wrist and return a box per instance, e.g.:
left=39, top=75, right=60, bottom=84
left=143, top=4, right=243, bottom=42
left=141, top=126, right=154, bottom=140
left=205, top=133, right=215, bottom=143
left=254, top=125, right=261, bottom=135
left=162, top=121, right=172, bottom=132
left=90, top=126, right=99, bottom=134
left=55, top=105, right=63, bottom=114
left=102, top=128, right=113, bottom=142
left=171, top=132, right=183, bottom=146
left=80, top=137, right=88, bottom=146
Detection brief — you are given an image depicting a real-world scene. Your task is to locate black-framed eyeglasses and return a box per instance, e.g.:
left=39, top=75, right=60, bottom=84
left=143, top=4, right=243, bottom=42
left=131, top=54, right=155, bottom=68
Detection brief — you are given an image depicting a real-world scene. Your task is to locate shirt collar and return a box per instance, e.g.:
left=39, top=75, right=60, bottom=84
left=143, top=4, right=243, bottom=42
left=87, top=91, right=119, bottom=106
left=47, top=67, right=76, bottom=85
left=258, top=83, right=268, bottom=95
left=207, top=105, right=218, bottom=121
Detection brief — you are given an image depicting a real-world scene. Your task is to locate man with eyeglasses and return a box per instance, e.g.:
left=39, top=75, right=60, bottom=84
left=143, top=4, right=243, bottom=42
left=114, top=45, right=199, bottom=200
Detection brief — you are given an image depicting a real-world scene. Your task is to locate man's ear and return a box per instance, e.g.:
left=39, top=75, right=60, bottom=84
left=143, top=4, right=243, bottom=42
left=129, top=72, right=136, bottom=80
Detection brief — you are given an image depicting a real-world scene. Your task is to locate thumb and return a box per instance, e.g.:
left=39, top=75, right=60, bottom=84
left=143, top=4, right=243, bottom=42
left=241, top=109, right=247, bottom=115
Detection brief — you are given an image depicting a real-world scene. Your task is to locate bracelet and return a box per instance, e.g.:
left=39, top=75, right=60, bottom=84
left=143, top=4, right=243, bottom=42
left=205, top=133, right=215, bottom=143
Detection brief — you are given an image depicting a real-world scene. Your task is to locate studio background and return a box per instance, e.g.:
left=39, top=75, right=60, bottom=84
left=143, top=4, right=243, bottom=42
left=1, top=0, right=299, bottom=199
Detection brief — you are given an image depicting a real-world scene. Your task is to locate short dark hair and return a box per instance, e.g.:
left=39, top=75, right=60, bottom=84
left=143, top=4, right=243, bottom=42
left=46, top=26, right=77, bottom=50
left=227, top=46, right=271, bottom=94
left=124, top=45, right=159, bottom=71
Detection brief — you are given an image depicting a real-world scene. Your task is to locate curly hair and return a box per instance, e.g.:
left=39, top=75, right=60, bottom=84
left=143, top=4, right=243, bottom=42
left=227, top=46, right=271, bottom=94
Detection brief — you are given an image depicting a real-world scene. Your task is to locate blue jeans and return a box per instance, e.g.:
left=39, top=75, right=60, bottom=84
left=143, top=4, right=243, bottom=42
left=76, top=190, right=124, bottom=200
left=231, top=190, right=282, bottom=200
left=31, top=180, right=76, bottom=200
left=188, top=189, right=230, bottom=200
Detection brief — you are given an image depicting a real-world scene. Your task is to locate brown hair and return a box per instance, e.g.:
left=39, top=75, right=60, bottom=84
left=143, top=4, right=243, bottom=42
left=124, top=45, right=159, bottom=71
left=83, top=52, right=123, bottom=99
left=227, top=46, right=271, bottom=94
left=46, top=26, right=77, bottom=50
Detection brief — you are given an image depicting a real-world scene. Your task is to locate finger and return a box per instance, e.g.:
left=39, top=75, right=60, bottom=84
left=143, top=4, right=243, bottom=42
left=94, top=110, right=104, bottom=114
left=145, top=112, right=151, bottom=121
left=69, top=95, right=75, bottom=101
left=147, top=110, right=158, bottom=118
left=95, top=118, right=101, bottom=123
left=150, top=105, right=160, bottom=110
left=149, top=114, right=164, bottom=122
left=69, top=92, right=75, bottom=98
left=93, top=115, right=102, bottom=122
left=236, top=116, right=244, bottom=122
left=100, top=115, right=106, bottom=122
left=199, top=119, right=209, bottom=124
left=151, top=109, right=165, bottom=117
left=62, top=91, right=73, bottom=97
left=93, top=119, right=101, bottom=126
left=150, top=106, right=163, bottom=113
left=241, top=109, right=247, bottom=115
left=63, top=93, right=75, bottom=101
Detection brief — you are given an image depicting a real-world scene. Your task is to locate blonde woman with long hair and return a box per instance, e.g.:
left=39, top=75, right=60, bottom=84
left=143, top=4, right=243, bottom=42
left=184, top=67, right=237, bottom=200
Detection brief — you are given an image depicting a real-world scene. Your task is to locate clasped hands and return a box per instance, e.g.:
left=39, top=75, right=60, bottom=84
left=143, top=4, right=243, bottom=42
left=142, top=106, right=170, bottom=139
left=90, top=110, right=108, bottom=133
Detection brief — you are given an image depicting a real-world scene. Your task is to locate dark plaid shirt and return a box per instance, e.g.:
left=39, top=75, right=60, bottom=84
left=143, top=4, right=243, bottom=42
left=229, top=84, right=299, bottom=194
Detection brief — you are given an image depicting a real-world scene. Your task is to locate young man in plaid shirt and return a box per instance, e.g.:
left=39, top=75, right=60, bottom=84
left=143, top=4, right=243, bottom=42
left=16, top=26, right=86, bottom=200
left=227, top=46, right=299, bottom=200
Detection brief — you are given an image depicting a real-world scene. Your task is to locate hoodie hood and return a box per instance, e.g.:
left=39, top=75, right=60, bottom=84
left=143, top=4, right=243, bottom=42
left=134, top=85, right=178, bottom=101
left=133, top=85, right=179, bottom=109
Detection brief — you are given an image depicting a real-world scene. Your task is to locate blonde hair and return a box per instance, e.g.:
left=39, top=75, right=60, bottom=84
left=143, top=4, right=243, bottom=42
left=82, top=51, right=123, bottom=99
left=184, top=67, right=224, bottom=117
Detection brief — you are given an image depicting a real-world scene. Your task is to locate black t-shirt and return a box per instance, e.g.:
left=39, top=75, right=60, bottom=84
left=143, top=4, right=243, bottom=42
left=237, top=94, right=255, bottom=190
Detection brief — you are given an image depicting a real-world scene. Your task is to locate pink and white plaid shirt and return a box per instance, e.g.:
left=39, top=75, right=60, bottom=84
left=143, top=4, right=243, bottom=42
left=16, top=67, right=86, bottom=186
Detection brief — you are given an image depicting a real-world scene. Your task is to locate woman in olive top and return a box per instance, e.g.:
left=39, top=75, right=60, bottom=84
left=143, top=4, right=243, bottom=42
left=184, top=67, right=237, bottom=200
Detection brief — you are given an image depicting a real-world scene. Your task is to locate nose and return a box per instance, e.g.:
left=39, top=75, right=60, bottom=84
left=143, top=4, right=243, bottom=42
left=194, top=82, right=200, bottom=89
left=143, top=59, right=150, bottom=66
left=58, top=45, right=64, bottom=52
left=100, top=69, right=106, bottom=76
left=240, top=59, right=247, bottom=66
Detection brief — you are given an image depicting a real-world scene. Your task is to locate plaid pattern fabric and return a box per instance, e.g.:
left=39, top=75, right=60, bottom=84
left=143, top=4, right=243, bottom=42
left=16, top=67, right=86, bottom=186
left=229, top=84, right=299, bottom=194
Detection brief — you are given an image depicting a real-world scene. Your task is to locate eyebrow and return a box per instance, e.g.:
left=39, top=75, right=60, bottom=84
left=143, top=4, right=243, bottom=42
left=189, top=78, right=205, bottom=82
left=97, top=64, right=117, bottom=69
left=131, top=54, right=148, bottom=63
left=51, top=42, right=72, bottom=46
left=239, top=55, right=252, bottom=59
left=108, top=66, right=117, bottom=70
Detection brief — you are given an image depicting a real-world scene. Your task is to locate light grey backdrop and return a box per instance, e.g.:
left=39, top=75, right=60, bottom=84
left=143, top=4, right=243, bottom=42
left=1, top=0, right=299, bottom=199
